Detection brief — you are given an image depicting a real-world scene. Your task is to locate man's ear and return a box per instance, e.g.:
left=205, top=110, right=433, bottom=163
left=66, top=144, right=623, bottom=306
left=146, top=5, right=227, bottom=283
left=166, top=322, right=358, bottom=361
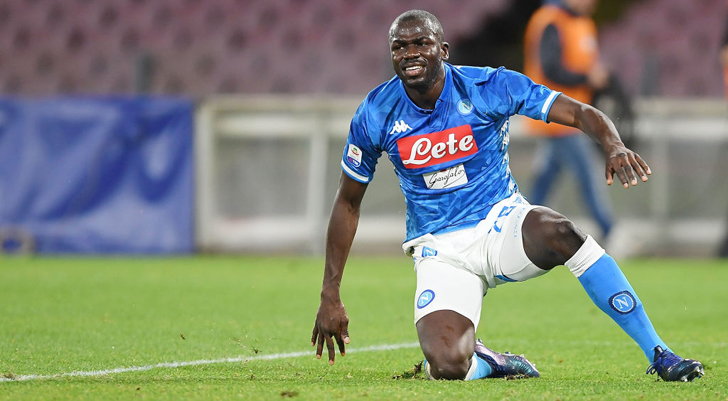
left=441, top=42, right=450, bottom=60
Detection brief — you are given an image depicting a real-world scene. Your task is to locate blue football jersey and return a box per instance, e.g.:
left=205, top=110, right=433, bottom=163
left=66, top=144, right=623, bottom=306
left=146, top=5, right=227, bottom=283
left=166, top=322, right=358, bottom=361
left=341, top=63, right=560, bottom=242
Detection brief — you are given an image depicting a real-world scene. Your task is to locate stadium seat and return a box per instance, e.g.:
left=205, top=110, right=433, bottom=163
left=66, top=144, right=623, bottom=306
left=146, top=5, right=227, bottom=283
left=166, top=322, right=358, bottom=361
left=0, top=0, right=723, bottom=97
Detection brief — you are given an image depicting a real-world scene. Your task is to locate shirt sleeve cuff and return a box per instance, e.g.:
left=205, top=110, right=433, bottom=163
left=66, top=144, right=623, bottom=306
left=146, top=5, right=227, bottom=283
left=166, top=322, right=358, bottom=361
left=341, top=160, right=370, bottom=183
left=541, top=91, right=561, bottom=122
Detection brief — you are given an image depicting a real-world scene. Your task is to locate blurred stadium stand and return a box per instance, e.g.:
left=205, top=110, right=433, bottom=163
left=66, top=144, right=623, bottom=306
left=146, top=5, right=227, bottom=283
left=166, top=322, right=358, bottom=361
left=1, top=0, right=727, bottom=256
left=0, top=0, right=508, bottom=95
left=0, top=0, right=725, bottom=97
left=600, top=0, right=726, bottom=97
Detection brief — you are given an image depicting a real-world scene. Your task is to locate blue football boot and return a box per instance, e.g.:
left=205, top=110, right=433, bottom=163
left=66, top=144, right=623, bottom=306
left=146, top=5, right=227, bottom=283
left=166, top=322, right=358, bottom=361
left=475, top=339, right=540, bottom=378
left=646, top=346, right=704, bottom=382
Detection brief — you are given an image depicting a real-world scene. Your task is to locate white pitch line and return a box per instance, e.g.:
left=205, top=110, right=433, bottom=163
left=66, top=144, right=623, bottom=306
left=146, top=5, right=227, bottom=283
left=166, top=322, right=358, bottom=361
left=0, top=341, right=421, bottom=383
left=4, top=338, right=723, bottom=383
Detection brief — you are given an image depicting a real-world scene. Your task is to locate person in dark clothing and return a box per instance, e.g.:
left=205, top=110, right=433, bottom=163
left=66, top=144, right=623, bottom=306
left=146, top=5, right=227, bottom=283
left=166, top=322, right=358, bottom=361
left=718, top=12, right=728, bottom=257
left=523, top=0, right=615, bottom=241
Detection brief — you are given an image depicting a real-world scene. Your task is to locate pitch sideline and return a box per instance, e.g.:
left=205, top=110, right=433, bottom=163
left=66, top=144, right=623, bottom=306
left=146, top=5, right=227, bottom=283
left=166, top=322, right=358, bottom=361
left=3, top=338, right=720, bottom=383
left=0, top=342, right=421, bottom=383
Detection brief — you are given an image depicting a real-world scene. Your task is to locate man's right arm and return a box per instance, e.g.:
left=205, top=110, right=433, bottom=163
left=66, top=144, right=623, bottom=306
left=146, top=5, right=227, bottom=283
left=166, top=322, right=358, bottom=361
left=311, top=172, right=368, bottom=365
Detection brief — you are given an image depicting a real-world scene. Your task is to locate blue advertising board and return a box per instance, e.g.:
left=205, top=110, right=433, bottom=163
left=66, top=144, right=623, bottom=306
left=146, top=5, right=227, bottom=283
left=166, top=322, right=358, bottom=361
left=0, top=97, right=194, bottom=254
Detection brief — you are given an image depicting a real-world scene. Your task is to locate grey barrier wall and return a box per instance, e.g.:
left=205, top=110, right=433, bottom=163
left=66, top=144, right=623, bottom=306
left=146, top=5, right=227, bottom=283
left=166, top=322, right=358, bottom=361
left=196, top=96, right=728, bottom=257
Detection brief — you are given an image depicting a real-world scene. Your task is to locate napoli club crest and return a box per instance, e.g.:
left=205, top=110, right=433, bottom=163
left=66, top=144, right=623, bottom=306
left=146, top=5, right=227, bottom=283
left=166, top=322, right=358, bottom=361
left=457, top=99, right=473, bottom=115
left=609, top=291, right=636, bottom=314
left=417, top=289, right=435, bottom=309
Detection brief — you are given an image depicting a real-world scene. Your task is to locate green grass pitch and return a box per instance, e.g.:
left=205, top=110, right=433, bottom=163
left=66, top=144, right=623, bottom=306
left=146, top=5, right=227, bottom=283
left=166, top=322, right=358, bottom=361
left=1, top=255, right=726, bottom=400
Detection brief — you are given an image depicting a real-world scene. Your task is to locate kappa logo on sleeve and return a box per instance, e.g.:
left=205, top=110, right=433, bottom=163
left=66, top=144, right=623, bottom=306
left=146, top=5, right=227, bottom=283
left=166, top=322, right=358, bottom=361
left=397, top=124, right=478, bottom=169
left=346, top=144, right=362, bottom=167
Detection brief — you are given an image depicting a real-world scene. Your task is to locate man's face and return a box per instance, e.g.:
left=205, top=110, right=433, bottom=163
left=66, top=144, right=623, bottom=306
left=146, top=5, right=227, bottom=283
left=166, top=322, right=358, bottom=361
left=389, top=19, right=449, bottom=92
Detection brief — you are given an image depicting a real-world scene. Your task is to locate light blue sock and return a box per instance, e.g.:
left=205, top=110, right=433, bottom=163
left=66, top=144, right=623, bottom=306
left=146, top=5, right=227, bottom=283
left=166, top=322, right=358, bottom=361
left=578, top=254, right=668, bottom=361
left=467, top=353, right=493, bottom=380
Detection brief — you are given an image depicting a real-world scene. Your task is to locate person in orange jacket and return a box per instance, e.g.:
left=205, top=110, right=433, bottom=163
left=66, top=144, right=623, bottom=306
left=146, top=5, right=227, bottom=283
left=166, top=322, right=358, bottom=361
left=722, top=12, right=728, bottom=98
left=718, top=10, right=728, bottom=257
left=523, top=0, right=614, bottom=241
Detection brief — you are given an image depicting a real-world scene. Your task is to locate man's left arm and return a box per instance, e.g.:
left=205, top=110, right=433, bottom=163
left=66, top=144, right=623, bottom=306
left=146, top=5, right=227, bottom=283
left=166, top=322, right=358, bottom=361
left=546, top=93, right=651, bottom=188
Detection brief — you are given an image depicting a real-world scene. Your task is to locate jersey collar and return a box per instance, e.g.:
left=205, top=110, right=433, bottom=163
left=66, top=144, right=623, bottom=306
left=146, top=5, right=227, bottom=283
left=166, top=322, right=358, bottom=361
left=398, top=63, right=453, bottom=115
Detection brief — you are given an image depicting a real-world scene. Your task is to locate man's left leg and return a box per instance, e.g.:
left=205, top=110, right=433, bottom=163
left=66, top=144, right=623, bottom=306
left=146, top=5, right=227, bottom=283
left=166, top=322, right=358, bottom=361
left=565, top=236, right=665, bottom=360
left=566, top=237, right=703, bottom=381
left=521, top=207, right=704, bottom=381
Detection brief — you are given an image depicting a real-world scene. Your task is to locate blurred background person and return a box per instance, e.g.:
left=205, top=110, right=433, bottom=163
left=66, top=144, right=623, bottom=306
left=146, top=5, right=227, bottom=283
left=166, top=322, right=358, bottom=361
left=522, top=0, right=615, bottom=242
left=723, top=10, right=728, bottom=99
left=717, top=8, right=728, bottom=258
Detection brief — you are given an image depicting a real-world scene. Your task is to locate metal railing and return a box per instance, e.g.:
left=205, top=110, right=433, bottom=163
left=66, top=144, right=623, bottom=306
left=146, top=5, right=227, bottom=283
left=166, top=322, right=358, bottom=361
left=195, top=96, right=728, bottom=257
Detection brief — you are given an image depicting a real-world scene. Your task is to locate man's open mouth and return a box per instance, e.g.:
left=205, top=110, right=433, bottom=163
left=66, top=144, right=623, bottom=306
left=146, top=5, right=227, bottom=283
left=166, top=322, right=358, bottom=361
left=403, top=65, right=424, bottom=77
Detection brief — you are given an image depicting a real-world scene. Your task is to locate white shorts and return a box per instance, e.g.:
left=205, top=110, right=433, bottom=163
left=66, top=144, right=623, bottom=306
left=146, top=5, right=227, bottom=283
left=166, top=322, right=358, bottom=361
left=403, top=192, right=549, bottom=328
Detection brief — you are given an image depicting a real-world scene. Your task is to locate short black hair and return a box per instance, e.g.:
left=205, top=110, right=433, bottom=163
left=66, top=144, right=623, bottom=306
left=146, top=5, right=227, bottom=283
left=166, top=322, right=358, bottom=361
left=388, top=10, right=445, bottom=43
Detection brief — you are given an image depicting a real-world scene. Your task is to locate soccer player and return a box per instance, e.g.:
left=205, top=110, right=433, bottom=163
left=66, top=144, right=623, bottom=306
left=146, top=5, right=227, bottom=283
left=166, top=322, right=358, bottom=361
left=310, top=9, right=704, bottom=382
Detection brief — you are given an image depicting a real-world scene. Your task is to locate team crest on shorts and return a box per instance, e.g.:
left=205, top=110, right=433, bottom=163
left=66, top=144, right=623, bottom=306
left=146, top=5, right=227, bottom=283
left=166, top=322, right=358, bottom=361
left=422, top=246, right=438, bottom=257
left=609, top=291, right=636, bottom=314
left=417, top=289, right=435, bottom=309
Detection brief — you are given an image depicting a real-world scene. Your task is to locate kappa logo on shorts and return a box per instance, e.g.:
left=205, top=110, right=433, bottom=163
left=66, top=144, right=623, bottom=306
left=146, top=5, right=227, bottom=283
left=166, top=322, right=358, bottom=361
left=417, top=289, right=435, bottom=309
left=609, top=291, right=636, bottom=314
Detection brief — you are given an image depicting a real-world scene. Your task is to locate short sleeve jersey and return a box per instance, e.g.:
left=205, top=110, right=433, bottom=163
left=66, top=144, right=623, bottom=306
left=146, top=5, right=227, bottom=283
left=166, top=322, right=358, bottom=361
left=341, top=63, right=560, bottom=242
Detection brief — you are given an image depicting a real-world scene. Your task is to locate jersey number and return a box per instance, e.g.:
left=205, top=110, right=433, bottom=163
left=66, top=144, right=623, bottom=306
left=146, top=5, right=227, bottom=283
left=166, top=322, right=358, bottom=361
left=490, top=206, right=516, bottom=233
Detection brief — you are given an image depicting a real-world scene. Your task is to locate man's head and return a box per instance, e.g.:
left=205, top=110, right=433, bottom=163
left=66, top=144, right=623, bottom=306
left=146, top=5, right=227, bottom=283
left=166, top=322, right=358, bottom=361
left=562, top=0, right=598, bottom=16
left=388, top=10, right=449, bottom=95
